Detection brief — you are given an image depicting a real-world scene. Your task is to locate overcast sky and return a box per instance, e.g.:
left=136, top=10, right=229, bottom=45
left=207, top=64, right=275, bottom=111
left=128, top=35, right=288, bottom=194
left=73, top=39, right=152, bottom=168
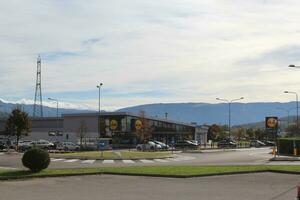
left=1, top=0, right=300, bottom=110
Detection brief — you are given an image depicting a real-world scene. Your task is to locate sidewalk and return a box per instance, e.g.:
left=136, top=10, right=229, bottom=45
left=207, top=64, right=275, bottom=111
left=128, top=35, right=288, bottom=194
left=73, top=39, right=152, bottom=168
left=269, top=155, right=300, bottom=161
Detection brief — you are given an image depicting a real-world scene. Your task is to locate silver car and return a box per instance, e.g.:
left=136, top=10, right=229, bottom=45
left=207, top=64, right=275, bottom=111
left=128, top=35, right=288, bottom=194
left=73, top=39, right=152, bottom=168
left=136, top=141, right=162, bottom=151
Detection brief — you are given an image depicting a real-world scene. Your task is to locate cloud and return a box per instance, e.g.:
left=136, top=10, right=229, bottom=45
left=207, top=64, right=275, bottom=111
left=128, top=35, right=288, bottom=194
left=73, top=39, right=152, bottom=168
left=1, top=0, right=300, bottom=110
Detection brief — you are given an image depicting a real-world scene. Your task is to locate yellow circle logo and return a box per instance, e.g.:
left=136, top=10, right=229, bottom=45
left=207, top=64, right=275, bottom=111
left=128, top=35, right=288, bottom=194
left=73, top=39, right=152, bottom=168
left=135, top=120, right=142, bottom=130
left=110, top=119, right=118, bottom=130
left=267, top=118, right=278, bottom=128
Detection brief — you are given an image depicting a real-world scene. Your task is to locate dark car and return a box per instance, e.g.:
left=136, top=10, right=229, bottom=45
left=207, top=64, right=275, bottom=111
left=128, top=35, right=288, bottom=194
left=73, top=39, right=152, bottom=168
left=174, top=140, right=198, bottom=149
left=0, top=142, right=6, bottom=150
left=217, top=140, right=237, bottom=148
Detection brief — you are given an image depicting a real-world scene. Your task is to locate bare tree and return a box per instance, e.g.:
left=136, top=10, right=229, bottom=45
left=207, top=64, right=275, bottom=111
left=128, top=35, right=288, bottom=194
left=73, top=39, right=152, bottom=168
left=77, top=121, right=88, bottom=150
left=135, top=110, right=154, bottom=143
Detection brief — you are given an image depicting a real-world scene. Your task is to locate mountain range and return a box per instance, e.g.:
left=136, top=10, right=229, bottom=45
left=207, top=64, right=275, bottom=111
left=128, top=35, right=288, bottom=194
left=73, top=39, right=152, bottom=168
left=0, top=99, right=298, bottom=126
left=117, top=102, right=298, bottom=126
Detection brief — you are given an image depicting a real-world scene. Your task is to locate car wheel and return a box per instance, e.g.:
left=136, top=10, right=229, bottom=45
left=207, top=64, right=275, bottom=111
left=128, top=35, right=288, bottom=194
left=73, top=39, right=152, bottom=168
left=150, top=146, right=154, bottom=151
left=137, top=147, right=142, bottom=151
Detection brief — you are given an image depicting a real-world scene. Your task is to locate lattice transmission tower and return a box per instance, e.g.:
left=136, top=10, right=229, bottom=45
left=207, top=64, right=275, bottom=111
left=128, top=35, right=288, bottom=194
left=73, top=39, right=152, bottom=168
left=33, top=55, right=43, bottom=118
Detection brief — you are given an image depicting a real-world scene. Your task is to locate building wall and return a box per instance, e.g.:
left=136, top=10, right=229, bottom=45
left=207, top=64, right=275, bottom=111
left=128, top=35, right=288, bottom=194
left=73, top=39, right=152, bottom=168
left=63, top=115, right=99, bottom=143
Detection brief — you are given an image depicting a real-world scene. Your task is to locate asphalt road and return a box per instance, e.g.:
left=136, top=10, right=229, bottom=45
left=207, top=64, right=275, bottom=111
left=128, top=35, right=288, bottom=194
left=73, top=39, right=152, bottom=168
left=0, top=173, right=298, bottom=200
left=0, top=147, right=299, bottom=169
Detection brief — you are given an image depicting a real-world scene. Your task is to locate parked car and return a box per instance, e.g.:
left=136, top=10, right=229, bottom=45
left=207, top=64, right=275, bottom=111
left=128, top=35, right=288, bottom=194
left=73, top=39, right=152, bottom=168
left=136, top=141, right=162, bottom=151
left=0, top=142, right=6, bottom=150
left=152, top=141, right=169, bottom=150
left=262, top=140, right=275, bottom=146
left=57, top=142, right=80, bottom=151
left=18, top=140, right=32, bottom=151
left=30, top=140, right=55, bottom=150
left=250, top=140, right=266, bottom=147
left=174, top=140, right=198, bottom=149
left=217, top=140, right=237, bottom=148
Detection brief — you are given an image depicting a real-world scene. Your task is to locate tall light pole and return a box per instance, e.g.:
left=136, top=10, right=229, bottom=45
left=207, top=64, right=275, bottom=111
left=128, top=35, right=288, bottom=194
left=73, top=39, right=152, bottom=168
left=216, top=97, right=244, bottom=140
left=48, top=98, right=59, bottom=132
left=284, top=91, right=299, bottom=129
left=277, top=107, right=296, bottom=130
left=96, top=83, right=103, bottom=138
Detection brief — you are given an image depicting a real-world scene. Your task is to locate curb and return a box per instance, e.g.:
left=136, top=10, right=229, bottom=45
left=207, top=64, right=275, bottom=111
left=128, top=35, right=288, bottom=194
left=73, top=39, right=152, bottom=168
left=0, top=169, right=299, bottom=181
left=269, top=158, right=300, bottom=162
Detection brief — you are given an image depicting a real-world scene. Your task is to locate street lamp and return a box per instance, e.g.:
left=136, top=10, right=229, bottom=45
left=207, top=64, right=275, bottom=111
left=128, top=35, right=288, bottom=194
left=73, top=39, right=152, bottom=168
left=276, top=107, right=296, bottom=130
left=216, top=97, right=244, bottom=140
left=288, top=64, right=300, bottom=68
left=284, top=91, right=299, bottom=129
left=96, top=83, right=103, bottom=138
left=48, top=98, right=59, bottom=133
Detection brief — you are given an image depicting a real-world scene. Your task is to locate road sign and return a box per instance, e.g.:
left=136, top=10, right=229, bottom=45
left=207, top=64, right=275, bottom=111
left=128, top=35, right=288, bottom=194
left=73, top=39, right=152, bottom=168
left=99, top=142, right=106, bottom=150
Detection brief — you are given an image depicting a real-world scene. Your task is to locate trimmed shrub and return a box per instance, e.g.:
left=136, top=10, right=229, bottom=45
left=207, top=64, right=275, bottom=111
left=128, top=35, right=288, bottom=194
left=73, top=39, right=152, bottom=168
left=22, top=148, right=50, bottom=172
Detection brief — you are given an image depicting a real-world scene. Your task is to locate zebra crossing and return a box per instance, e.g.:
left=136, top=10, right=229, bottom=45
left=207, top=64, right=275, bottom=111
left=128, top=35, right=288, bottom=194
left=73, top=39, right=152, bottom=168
left=50, top=155, right=195, bottom=165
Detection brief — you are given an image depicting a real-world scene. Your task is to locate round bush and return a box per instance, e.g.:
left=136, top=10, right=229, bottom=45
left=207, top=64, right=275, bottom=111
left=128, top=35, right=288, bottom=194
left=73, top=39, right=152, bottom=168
left=22, top=148, right=50, bottom=172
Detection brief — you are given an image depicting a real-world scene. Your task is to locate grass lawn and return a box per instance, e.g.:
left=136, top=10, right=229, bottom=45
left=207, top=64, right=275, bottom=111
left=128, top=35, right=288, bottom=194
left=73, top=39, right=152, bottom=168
left=1, top=165, right=300, bottom=180
left=50, top=151, right=172, bottom=160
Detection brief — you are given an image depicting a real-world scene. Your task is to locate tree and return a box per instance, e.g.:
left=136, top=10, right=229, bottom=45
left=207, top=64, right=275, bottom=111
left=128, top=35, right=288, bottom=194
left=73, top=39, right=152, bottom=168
left=135, top=110, right=154, bottom=143
left=77, top=120, right=88, bottom=150
left=208, top=124, right=221, bottom=141
left=233, top=127, right=246, bottom=140
left=5, top=108, right=31, bottom=150
left=246, top=128, right=255, bottom=139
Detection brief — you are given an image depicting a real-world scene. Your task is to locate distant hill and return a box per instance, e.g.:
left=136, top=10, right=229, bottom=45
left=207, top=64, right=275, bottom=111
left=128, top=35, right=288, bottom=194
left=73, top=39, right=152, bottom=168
left=0, top=100, right=94, bottom=117
left=117, top=102, right=299, bottom=126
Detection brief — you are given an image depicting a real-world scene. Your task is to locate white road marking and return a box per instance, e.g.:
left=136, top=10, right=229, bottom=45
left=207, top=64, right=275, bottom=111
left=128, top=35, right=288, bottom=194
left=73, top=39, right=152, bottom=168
left=122, top=160, right=135, bottom=164
left=153, top=159, right=169, bottom=163
left=81, top=160, right=96, bottom=164
left=64, top=159, right=79, bottom=163
left=103, top=160, right=114, bottom=164
left=139, top=159, right=154, bottom=163
left=167, top=158, right=182, bottom=162
left=51, top=158, right=66, bottom=162
left=0, top=153, right=4, bottom=155
left=0, top=166, right=19, bottom=170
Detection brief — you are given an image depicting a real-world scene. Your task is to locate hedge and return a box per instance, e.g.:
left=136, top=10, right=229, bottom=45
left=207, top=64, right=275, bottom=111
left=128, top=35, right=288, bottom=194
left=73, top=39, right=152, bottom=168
left=278, top=138, right=300, bottom=156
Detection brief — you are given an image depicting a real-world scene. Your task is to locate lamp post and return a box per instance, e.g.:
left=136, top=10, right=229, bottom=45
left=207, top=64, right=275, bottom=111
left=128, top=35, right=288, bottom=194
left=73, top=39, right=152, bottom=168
left=276, top=107, right=296, bottom=130
left=284, top=91, right=299, bottom=129
left=48, top=98, right=59, bottom=133
left=216, top=97, right=244, bottom=140
left=96, top=83, right=103, bottom=138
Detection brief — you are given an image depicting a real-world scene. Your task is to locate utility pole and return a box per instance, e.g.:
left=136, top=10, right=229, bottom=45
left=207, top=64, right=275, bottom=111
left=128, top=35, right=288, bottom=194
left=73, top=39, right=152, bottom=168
left=33, top=55, right=43, bottom=118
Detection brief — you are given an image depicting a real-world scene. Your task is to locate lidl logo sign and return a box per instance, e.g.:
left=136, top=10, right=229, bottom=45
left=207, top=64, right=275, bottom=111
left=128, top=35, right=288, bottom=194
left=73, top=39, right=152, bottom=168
left=135, top=120, right=142, bottom=130
left=110, top=119, right=118, bottom=130
left=265, top=117, right=278, bottom=129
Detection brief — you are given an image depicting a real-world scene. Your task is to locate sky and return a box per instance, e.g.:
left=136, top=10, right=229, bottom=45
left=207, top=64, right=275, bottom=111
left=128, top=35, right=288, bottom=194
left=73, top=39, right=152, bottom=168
left=1, top=0, right=300, bottom=111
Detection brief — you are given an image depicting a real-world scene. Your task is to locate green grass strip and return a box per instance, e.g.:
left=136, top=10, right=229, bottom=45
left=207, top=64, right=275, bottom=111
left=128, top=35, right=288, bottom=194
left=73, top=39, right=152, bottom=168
left=1, top=165, right=300, bottom=180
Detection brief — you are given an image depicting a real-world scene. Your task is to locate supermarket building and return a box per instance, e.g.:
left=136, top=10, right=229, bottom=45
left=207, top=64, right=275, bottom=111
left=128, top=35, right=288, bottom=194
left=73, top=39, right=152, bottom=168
left=0, top=112, right=208, bottom=147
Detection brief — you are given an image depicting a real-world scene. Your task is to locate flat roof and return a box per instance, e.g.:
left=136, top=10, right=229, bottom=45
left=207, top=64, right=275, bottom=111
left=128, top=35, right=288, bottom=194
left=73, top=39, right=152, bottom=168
left=62, top=112, right=196, bottom=127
